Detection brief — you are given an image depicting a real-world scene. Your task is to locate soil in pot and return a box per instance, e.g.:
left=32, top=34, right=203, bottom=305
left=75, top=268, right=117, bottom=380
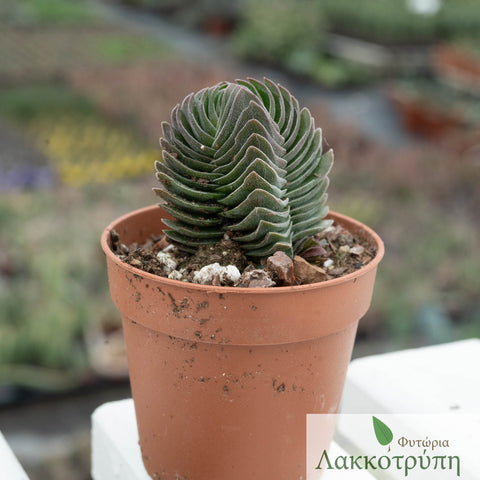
left=110, top=220, right=377, bottom=288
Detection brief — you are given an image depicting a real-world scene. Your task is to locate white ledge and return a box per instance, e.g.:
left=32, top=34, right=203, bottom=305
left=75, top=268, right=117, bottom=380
left=91, top=399, right=374, bottom=479
left=91, top=339, right=480, bottom=479
left=92, top=399, right=149, bottom=480
left=341, top=338, right=480, bottom=414
left=0, top=431, right=30, bottom=480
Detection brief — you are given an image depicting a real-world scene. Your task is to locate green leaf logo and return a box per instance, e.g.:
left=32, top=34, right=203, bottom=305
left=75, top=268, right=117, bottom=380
left=372, top=416, right=393, bottom=446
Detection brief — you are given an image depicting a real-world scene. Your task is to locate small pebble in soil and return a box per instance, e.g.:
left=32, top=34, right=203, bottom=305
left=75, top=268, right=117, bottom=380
left=266, top=251, right=294, bottom=286
left=237, top=269, right=276, bottom=288
left=350, top=245, right=365, bottom=256
left=293, top=256, right=327, bottom=284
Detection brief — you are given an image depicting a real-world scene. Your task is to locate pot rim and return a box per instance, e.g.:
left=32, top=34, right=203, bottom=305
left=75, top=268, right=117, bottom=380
left=101, top=205, right=384, bottom=294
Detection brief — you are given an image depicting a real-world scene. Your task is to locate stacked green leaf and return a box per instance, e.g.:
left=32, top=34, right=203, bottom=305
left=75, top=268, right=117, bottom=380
left=154, top=77, right=333, bottom=258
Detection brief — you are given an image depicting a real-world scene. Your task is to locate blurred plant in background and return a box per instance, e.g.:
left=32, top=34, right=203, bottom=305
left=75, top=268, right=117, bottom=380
left=321, top=0, right=437, bottom=44
left=0, top=0, right=97, bottom=26
left=118, top=0, right=239, bottom=33
left=28, top=116, right=158, bottom=186
left=233, top=0, right=325, bottom=65
left=68, top=61, right=234, bottom=144
left=319, top=109, right=480, bottom=344
left=232, top=0, right=371, bottom=87
left=0, top=0, right=479, bottom=400
left=0, top=182, right=154, bottom=391
left=0, top=195, right=91, bottom=389
left=0, top=86, right=158, bottom=187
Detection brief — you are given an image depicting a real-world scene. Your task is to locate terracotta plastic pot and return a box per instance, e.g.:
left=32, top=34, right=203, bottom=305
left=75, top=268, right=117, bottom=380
left=101, top=205, right=384, bottom=480
left=433, top=44, right=480, bottom=96
left=386, top=86, right=463, bottom=139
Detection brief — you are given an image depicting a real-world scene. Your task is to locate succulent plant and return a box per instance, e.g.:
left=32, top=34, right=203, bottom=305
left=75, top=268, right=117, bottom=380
left=154, top=77, right=333, bottom=258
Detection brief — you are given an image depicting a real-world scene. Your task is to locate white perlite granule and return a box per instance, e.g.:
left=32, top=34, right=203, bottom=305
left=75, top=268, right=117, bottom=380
left=156, top=252, right=177, bottom=273
left=193, top=263, right=241, bottom=285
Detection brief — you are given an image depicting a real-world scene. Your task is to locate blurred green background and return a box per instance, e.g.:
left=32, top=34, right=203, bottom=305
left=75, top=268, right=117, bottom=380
left=0, top=0, right=479, bottom=477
